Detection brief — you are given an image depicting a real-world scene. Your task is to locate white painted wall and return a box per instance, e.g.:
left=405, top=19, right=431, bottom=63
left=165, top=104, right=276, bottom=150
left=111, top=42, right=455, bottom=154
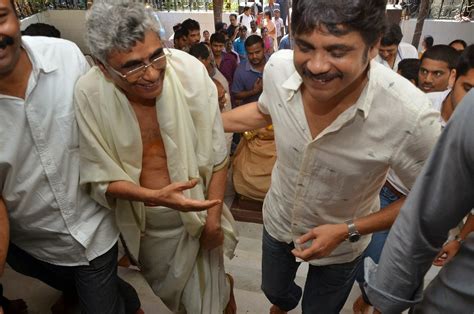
left=20, top=10, right=236, bottom=54
left=400, top=19, right=474, bottom=50
left=21, top=11, right=473, bottom=54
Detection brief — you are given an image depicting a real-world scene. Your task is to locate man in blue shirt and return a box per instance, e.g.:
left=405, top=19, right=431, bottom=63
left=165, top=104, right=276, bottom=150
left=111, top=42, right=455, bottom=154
left=233, top=26, right=248, bottom=62
left=231, top=35, right=267, bottom=106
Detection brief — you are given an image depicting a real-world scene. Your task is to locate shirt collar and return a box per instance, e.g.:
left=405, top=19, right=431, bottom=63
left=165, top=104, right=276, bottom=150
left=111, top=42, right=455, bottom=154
left=280, top=61, right=376, bottom=119
left=22, top=37, right=58, bottom=74
left=245, top=57, right=268, bottom=72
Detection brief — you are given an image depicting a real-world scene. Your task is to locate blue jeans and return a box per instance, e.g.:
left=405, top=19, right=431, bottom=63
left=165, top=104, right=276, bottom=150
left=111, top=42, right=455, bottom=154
left=7, top=242, right=140, bottom=314
left=261, top=228, right=362, bottom=313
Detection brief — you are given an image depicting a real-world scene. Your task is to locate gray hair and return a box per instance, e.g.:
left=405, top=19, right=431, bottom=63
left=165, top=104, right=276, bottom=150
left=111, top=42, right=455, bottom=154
left=86, top=0, right=161, bottom=63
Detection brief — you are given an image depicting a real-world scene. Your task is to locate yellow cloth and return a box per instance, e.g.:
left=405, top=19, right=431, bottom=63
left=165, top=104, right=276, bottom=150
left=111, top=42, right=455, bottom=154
left=74, top=49, right=238, bottom=312
left=232, top=127, right=277, bottom=201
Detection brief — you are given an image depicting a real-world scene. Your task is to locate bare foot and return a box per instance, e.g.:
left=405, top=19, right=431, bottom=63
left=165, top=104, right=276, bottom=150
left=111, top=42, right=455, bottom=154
left=352, top=295, right=371, bottom=314
left=270, top=304, right=287, bottom=314
left=135, top=309, right=145, bottom=314
left=2, top=298, right=28, bottom=314
left=224, top=274, right=236, bottom=314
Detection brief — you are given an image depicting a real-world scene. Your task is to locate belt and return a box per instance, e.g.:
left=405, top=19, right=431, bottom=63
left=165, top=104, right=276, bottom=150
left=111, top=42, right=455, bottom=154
left=383, top=180, right=406, bottom=199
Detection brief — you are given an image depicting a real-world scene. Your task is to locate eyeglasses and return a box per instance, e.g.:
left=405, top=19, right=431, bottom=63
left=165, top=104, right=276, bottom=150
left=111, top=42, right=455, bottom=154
left=107, top=48, right=171, bottom=84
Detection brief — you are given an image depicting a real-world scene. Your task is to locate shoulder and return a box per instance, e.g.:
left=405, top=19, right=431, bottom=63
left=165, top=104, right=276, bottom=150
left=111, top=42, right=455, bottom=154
left=74, top=67, right=103, bottom=104
left=264, top=49, right=295, bottom=76
left=234, top=61, right=248, bottom=75
left=399, top=42, right=419, bottom=58
left=370, top=61, right=432, bottom=117
left=168, top=48, right=207, bottom=77
left=23, top=35, right=84, bottom=59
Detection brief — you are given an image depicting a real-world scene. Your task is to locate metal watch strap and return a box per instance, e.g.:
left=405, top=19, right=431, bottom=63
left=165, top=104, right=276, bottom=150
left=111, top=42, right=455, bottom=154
left=346, top=219, right=358, bottom=235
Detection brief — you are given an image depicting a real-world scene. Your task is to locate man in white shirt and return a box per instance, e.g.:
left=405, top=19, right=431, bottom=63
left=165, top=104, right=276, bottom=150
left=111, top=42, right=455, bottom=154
left=428, top=45, right=474, bottom=125
left=0, top=0, right=142, bottom=313
left=222, top=0, right=441, bottom=313
left=238, top=6, right=254, bottom=31
left=374, top=23, right=418, bottom=71
left=273, top=9, right=284, bottom=44
left=418, top=44, right=460, bottom=93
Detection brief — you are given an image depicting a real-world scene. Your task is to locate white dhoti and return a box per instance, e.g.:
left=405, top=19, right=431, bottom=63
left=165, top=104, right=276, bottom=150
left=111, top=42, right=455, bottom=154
left=75, top=49, right=238, bottom=314
left=140, top=206, right=230, bottom=314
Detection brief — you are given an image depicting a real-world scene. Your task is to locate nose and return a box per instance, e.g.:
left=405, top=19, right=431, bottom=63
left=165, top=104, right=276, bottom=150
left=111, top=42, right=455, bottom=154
left=306, top=51, right=331, bottom=75
left=142, top=64, right=163, bottom=82
left=424, top=72, right=434, bottom=83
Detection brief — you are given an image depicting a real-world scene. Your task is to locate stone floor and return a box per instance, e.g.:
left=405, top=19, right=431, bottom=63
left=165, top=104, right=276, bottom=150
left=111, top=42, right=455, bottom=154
left=1, top=220, right=441, bottom=314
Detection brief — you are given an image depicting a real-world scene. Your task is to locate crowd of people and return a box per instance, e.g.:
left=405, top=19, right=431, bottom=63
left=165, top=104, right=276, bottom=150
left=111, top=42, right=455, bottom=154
left=0, top=0, right=473, bottom=313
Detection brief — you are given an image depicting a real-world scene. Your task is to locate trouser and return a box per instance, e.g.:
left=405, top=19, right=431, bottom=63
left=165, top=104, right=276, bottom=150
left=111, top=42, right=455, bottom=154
left=261, top=228, right=362, bottom=313
left=6, top=242, right=140, bottom=314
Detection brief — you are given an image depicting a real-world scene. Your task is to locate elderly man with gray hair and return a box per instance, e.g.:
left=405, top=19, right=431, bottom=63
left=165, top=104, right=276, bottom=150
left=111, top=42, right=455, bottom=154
left=74, top=1, right=238, bottom=313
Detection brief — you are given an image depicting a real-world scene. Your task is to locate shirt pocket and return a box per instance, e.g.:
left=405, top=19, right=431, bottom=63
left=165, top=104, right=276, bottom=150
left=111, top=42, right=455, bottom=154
left=56, top=112, right=79, bottom=151
left=310, top=164, right=366, bottom=203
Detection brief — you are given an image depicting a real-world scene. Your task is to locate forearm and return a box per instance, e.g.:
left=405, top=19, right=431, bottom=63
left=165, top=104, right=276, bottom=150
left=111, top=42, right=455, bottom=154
left=354, top=197, right=405, bottom=235
left=0, top=197, right=9, bottom=276
left=206, top=166, right=228, bottom=224
left=106, top=180, right=157, bottom=204
left=233, top=89, right=259, bottom=101
left=222, top=102, right=272, bottom=132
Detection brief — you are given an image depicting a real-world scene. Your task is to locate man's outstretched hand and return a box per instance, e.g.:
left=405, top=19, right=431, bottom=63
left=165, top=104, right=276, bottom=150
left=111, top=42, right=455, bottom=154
left=151, top=179, right=221, bottom=212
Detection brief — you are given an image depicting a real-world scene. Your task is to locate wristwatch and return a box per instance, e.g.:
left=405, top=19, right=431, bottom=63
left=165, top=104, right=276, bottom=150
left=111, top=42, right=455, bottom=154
left=345, top=219, right=361, bottom=243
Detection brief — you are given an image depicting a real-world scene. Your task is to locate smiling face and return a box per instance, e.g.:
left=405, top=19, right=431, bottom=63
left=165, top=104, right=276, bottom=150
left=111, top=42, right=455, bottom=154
left=378, top=44, right=398, bottom=63
left=293, top=26, right=378, bottom=106
left=0, top=0, right=22, bottom=75
left=101, top=30, right=166, bottom=102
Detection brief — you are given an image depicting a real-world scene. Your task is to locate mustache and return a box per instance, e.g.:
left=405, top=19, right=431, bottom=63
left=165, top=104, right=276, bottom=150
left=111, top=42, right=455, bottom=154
left=302, top=67, right=342, bottom=81
left=0, top=36, right=14, bottom=49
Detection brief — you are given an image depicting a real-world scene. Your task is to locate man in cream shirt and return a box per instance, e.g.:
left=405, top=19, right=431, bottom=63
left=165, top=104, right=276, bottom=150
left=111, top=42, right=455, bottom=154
left=223, top=0, right=441, bottom=313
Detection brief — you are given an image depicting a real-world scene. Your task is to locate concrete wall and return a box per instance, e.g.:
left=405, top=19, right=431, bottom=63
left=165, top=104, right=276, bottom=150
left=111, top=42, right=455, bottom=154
left=20, top=10, right=235, bottom=54
left=400, top=19, right=474, bottom=50
left=21, top=10, right=473, bottom=54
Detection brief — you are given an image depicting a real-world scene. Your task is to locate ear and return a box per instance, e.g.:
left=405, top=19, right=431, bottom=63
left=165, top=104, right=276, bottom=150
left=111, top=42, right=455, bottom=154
left=96, top=60, right=113, bottom=80
left=448, top=69, right=457, bottom=89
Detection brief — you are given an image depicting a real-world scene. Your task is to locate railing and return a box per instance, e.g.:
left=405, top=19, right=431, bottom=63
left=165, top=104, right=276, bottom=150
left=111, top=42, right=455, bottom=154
left=402, top=0, right=473, bottom=20
left=430, top=0, right=473, bottom=19
left=16, top=0, right=472, bottom=20
left=14, top=0, right=247, bottom=18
